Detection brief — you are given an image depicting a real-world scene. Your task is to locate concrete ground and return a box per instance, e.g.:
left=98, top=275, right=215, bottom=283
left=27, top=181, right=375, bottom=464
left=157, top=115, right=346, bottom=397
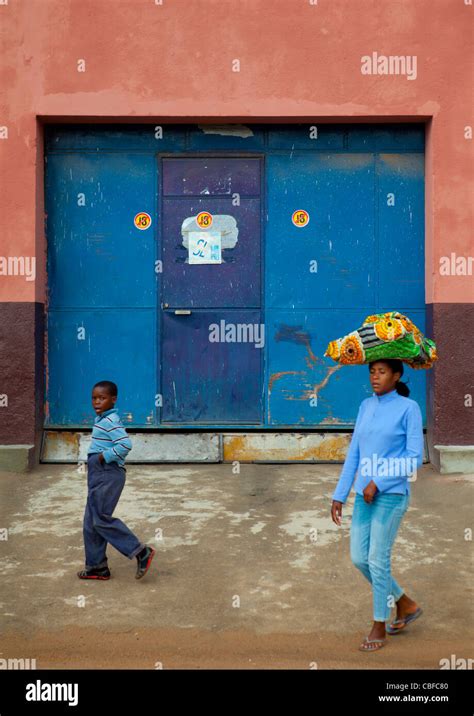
left=0, top=461, right=472, bottom=669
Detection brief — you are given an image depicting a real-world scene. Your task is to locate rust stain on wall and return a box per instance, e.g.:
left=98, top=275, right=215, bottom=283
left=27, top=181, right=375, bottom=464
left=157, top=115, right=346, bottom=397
left=379, top=153, right=423, bottom=176
left=268, top=370, right=305, bottom=392
left=269, top=324, right=343, bottom=424
left=223, top=433, right=351, bottom=462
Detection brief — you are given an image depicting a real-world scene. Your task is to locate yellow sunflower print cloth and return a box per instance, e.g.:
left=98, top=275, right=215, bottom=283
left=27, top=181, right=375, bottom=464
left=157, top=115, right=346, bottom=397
left=324, top=311, right=438, bottom=369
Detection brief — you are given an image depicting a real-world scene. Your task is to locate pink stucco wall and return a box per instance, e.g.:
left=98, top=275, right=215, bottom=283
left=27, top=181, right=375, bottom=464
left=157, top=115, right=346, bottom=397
left=1, top=0, right=472, bottom=305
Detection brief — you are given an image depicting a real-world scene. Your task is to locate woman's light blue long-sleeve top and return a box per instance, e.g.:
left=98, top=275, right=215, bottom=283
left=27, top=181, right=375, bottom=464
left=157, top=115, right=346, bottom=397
left=332, top=388, right=424, bottom=504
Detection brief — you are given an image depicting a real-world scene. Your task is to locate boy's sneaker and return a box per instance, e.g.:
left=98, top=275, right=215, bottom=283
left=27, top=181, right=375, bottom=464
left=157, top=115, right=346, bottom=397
left=135, top=546, right=156, bottom=580
left=77, top=567, right=111, bottom=580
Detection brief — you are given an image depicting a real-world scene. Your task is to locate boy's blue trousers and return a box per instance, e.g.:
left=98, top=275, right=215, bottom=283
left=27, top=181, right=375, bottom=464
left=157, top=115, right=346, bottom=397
left=83, top=453, right=144, bottom=570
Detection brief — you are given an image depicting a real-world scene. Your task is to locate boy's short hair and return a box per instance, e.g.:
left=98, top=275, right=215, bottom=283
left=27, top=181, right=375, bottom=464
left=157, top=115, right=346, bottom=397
left=93, top=380, right=118, bottom=397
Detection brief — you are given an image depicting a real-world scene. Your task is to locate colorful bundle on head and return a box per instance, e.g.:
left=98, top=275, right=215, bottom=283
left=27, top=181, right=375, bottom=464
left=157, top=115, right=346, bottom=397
left=324, top=311, right=438, bottom=369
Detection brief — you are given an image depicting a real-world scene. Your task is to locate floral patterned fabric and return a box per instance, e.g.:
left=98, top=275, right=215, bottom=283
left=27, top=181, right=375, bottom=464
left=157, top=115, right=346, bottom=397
left=324, top=311, right=438, bottom=369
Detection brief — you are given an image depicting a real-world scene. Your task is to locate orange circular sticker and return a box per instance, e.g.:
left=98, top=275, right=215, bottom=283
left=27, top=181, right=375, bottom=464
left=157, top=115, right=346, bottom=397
left=134, top=212, right=152, bottom=230
left=196, top=211, right=213, bottom=228
left=292, top=209, right=310, bottom=227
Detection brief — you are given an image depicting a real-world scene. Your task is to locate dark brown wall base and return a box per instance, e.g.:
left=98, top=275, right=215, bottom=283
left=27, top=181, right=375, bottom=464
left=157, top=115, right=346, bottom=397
left=426, top=302, right=474, bottom=469
left=0, top=302, right=45, bottom=464
left=0, top=301, right=471, bottom=470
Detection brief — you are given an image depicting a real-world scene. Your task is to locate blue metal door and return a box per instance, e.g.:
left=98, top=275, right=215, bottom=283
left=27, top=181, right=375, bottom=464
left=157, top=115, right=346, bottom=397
left=160, top=157, right=264, bottom=423
left=265, top=126, right=425, bottom=426
left=45, top=150, right=157, bottom=427
left=45, top=124, right=425, bottom=430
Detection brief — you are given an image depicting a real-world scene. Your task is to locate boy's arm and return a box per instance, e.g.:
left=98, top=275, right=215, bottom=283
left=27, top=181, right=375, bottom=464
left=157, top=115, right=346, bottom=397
left=331, top=401, right=366, bottom=504
left=102, top=421, right=132, bottom=463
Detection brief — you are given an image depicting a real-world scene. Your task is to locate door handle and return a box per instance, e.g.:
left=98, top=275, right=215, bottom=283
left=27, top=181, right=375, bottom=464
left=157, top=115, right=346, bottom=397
left=174, top=309, right=192, bottom=315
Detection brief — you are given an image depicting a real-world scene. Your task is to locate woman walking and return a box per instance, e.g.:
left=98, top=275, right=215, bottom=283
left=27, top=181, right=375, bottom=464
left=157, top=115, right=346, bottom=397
left=331, top=358, right=424, bottom=652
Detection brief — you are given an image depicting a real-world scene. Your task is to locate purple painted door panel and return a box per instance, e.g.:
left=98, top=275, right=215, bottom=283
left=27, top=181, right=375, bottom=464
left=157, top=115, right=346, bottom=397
left=161, top=310, right=263, bottom=423
left=162, top=157, right=261, bottom=196
left=160, top=157, right=264, bottom=425
left=162, top=196, right=261, bottom=308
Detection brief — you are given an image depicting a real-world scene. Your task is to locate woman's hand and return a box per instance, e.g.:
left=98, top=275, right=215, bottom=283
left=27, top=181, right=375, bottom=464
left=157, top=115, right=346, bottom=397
left=331, top=500, right=343, bottom=526
left=363, top=480, right=378, bottom=503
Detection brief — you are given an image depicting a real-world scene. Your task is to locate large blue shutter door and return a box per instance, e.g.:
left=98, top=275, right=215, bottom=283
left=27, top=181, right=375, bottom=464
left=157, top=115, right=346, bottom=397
left=45, top=124, right=425, bottom=429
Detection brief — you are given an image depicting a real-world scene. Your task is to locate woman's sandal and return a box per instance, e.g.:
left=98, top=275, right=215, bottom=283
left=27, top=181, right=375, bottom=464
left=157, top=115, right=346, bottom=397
left=358, top=637, right=387, bottom=652
left=387, top=607, right=423, bottom=635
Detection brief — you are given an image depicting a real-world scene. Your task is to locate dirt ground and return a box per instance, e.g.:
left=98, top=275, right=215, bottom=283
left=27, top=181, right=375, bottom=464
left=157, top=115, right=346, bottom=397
left=0, top=461, right=472, bottom=669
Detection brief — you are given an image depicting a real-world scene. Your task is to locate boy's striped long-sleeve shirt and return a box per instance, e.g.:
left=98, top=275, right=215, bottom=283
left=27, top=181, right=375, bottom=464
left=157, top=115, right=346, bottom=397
left=331, top=389, right=424, bottom=504
left=88, top=407, right=132, bottom=466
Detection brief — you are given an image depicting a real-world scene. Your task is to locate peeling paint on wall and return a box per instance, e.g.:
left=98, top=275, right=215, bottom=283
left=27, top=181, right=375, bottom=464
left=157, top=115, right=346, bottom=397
left=181, top=215, right=239, bottom=254
left=197, top=124, right=254, bottom=138
left=223, top=432, right=352, bottom=462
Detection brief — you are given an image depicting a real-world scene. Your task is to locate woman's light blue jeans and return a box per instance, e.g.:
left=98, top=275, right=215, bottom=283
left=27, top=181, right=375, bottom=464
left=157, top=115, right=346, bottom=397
left=350, top=491, right=410, bottom=622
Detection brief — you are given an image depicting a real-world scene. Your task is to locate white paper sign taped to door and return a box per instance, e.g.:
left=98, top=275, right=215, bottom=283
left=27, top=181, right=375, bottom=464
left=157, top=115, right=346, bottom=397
left=188, top=231, right=222, bottom=264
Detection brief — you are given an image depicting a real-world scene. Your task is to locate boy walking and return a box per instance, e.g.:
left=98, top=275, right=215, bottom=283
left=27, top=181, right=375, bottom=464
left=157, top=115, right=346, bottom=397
left=77, top=380, right=155, bottom=581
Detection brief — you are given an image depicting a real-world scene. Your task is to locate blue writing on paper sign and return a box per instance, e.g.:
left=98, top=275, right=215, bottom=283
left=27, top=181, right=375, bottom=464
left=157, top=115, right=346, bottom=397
left=188, top=231, right=222, bottom=264
left=193, top=238, right=208, bottom=258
